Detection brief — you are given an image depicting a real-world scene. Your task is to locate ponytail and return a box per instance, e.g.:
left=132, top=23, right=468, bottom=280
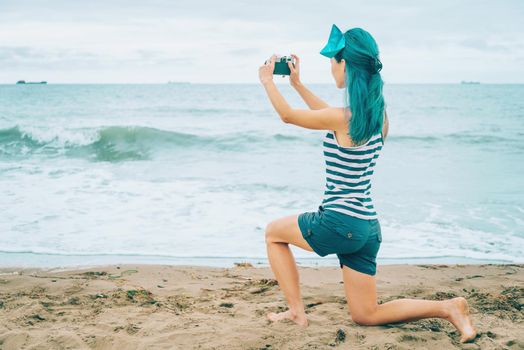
left=335, top=28, right=385, bottom=145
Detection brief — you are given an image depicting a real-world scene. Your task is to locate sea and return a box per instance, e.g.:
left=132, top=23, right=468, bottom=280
left=0, top=83, right=523, bottom=268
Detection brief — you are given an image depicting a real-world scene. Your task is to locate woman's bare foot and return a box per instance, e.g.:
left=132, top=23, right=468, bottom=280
left=444, top=297, right=477, bottom=343
left=266, top=309, right=309, bottom=327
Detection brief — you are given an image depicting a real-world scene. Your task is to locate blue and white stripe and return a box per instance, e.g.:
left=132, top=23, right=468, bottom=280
left=321, top=131, right=383, bottom=220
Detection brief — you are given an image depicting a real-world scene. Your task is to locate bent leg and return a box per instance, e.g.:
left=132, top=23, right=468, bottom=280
left=265, top=214, right=313, bottom=327
left=265, top=214, right=314, bottom=251
left=341, top=265, right=477, bottom=343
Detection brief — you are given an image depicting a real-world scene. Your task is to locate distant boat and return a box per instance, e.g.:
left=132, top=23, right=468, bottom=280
left=16, top=80, right=47, bottom=85
left=460, top=81, right=480, bottom=85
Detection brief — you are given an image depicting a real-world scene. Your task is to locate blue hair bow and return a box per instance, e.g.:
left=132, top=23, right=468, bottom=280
left=319, top=24, right=345, bottom=58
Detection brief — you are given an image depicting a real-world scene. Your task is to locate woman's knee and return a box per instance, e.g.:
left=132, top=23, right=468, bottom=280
left=350, top=312, right=377, bottom=326
left=265, top=220, right=278, bottom=243
left=265, top=218, right=291, bottom=244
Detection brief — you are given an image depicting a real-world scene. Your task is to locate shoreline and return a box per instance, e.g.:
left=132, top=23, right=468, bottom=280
left=0, top=251, right=517, bottom=270
left=1, top=263, right=522, bottom=349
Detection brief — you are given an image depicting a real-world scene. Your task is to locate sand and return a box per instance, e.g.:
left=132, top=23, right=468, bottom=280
left=0, top=263, right=522, bottom=350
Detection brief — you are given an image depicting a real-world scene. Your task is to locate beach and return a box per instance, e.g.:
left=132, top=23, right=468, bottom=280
left=1, top=263, right=522, bottom=349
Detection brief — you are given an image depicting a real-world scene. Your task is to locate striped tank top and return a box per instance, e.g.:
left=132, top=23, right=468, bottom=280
left=320, top=130, right=384, bottom=220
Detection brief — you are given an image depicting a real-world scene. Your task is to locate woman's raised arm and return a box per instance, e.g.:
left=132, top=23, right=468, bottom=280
left=293, top=82, right=330, bottom=110
left=288, top=54, right=330, bottom=110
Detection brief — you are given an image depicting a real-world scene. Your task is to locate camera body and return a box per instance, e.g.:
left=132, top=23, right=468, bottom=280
left=273, top=55, right=295, bottom=76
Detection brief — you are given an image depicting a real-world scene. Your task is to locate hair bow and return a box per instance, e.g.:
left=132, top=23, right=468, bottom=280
left=319, top=24, right=346, bottom=58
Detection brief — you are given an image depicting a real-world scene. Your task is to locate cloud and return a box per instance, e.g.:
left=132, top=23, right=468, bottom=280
left=0, top=0, right=523, bottom=83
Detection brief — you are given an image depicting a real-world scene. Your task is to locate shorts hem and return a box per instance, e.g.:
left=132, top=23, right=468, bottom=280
left=339, top=260, right=376, bottom=276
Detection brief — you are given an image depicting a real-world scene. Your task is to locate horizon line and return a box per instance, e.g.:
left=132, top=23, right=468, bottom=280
left=1, top=82, right=523, bottom=85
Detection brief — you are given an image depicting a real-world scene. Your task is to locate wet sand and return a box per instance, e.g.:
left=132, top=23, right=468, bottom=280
left=0, top=263, right=522, bottom=349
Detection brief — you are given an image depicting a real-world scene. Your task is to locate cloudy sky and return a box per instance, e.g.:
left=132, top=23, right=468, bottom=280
left=0, top=0, right=523, bottom=84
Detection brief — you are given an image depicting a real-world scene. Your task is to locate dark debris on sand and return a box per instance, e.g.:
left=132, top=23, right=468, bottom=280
left=463, top=285, right=524, bottom=320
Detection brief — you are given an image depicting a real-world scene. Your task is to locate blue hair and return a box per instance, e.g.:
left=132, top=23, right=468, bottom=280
left=334, top=28, right=385, bottom=145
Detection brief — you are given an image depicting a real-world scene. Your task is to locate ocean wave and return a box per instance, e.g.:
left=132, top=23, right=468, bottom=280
left=389, top=133, right=521, bottom=146
left=0, top=125, right=306, bottom=162
left=1, top=125, right=521, bottom=162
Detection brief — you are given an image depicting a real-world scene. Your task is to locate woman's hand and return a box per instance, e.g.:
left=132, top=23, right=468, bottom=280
left=288, top=53, right=301, bottom=88
left=259, top=54, right=276, bottom=85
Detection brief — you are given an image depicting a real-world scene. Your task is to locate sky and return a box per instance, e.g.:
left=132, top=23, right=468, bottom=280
left=0, top=0, right=523, bottom=84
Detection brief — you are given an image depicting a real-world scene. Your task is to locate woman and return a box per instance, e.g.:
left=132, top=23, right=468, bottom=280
left=258, top=24, right=477, bottom=343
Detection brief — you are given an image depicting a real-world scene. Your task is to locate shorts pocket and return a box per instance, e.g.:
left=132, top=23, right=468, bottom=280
left=332, top=230, right=367, bottom=255
left=334, top=226, right=363, bottom=240
left=330, top=218, right=368, bottom=241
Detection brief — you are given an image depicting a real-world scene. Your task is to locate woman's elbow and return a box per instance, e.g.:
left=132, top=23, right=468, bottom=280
left=279, top=109, right=294, bottom=124
left=280, top=115, right=291, bottom=123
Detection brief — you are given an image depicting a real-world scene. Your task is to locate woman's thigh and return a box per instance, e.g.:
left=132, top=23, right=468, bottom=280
left=342, top=265, right=378, bottom=320
left=266, top=214, right=314, bottom=252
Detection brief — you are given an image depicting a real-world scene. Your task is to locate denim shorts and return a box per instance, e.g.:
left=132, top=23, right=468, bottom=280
left=298, top=205, right=382, bottom=276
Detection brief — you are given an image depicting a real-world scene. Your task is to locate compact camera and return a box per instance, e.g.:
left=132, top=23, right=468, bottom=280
left=272, top=55, right=295, bottom=76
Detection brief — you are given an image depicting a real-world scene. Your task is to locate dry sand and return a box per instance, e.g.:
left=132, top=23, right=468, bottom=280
left=0, top=263, right=522, bottom=350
